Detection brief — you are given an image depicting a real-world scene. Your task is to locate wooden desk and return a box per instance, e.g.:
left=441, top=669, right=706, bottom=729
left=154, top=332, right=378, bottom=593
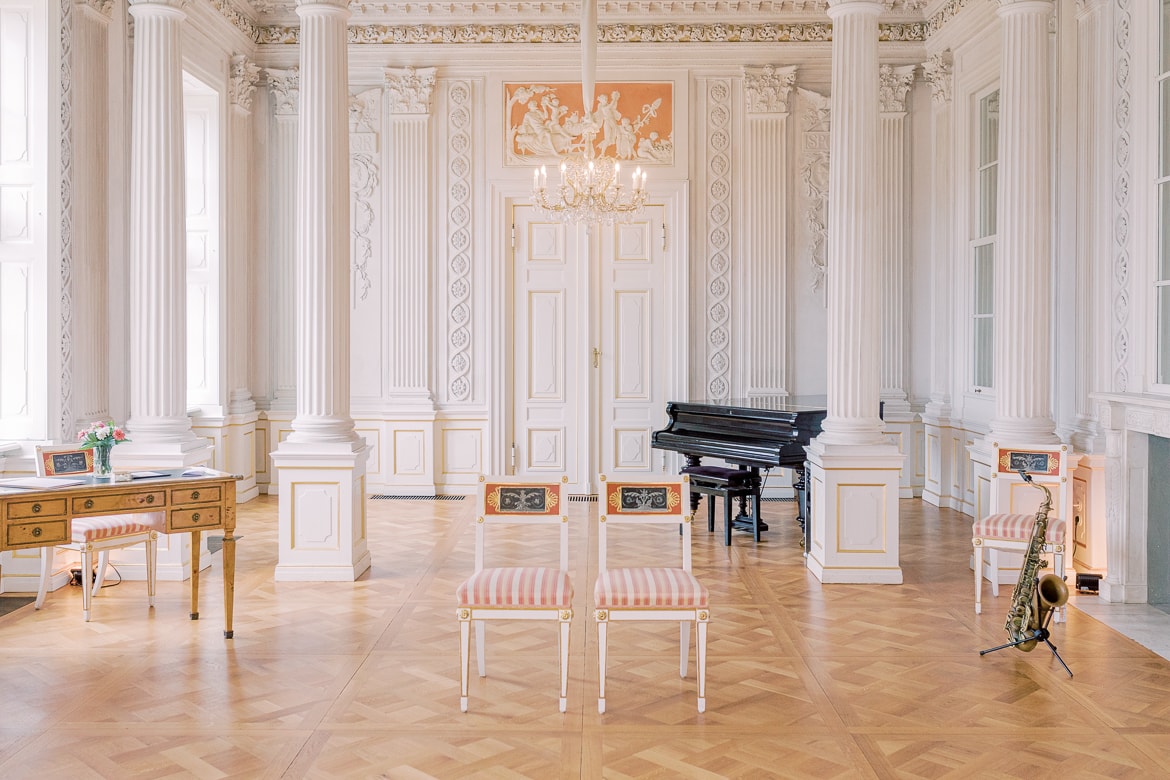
left=0, top=470, right=238, bottom=637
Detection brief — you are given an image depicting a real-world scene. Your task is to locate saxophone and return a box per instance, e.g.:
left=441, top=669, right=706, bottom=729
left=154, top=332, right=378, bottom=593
left=1003, top=471, right=1070, bottom=651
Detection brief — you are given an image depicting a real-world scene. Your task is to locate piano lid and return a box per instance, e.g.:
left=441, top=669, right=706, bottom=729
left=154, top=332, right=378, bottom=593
left=670, top=395, right=828, bottom=413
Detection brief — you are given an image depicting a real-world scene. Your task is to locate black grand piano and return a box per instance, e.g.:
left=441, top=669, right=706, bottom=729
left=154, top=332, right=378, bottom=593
left=651, top=396, right=830, bottom=542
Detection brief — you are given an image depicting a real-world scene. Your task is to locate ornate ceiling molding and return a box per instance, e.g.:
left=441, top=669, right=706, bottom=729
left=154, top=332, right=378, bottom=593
left=252, top=20, right=925, bottom=44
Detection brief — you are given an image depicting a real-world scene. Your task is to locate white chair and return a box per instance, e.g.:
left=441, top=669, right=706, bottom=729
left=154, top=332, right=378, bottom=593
left=34, top=445, right=166, bottom=622
left=973, top=445, right=1070, bottom=622
left=594, top=474, right=709, bottom=714
left=456, top=475, right=573, bottom=713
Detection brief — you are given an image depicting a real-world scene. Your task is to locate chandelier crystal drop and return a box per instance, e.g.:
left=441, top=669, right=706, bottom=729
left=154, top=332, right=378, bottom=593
left=531, top=0, right=648, bottom=225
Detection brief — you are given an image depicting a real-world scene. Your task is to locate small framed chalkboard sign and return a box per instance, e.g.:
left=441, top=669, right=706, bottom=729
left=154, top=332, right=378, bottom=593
left=996, top=449, right=1060, bottom=476
left=43, top=449, right=94, bottom=476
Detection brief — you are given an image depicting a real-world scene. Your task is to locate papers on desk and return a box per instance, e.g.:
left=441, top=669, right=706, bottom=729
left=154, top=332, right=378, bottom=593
left=0, top=476, right=88, bottom=490
left=181, top=467, right=214, bottom=477
left=129, top=471, right=167, bottom=479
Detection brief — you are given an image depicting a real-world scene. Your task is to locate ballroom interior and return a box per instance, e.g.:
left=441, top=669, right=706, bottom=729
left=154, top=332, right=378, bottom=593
left=3, top=0, right=1170, bottom=776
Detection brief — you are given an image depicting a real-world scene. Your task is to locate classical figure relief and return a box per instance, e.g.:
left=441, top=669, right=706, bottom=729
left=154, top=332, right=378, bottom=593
left=505, top=82, right=673, bottom=165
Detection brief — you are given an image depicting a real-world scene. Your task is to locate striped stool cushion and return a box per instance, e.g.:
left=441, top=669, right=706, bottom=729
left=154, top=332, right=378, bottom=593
left=456, top=566, right=573, bottom=608
left=973, top=513, right=1067, bottom=544
left=71, top=512, right=166, bottom=543
left=594, top=567, right=709, bottom=609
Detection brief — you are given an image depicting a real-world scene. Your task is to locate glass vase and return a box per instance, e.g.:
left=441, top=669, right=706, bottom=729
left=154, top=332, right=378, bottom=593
left=92, top=443, right=113, bottom=480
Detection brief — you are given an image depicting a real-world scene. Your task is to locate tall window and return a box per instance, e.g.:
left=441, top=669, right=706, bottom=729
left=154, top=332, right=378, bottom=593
left=1158, top=2, right=1170, bottom=384
left=971, top=90, right=999, bottom=391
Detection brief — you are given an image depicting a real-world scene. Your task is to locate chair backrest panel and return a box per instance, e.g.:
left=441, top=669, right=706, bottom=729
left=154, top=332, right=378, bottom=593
left=475, top=475, right=570, bottom=572
left=35, top=445, right=94, bottom=478
left=989, top=444, right=1071, bottom=521
left=597, top=475, right=692, bottom=573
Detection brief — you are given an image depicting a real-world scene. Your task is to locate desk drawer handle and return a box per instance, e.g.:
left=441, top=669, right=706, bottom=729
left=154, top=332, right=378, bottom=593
left=32, top=503, right=41, bottom=513
left=192, top=512, right=200, bottom=522
left=191, top=490, right=200, bottom=500
left=84, top=499, right=94, bottom=510
left=32, top=527, right=42, bottom=537
left=145, top=495, right=155, bottom=504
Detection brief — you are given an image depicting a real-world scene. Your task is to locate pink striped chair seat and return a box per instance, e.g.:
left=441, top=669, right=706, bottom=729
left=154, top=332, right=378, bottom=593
left=71, top=513, right=166, bottom=543
left=973, top=513, right=1067, bottom=543
left=594, top=567, right=710, bottom=609
left=457, top=566, right=573, bottom=608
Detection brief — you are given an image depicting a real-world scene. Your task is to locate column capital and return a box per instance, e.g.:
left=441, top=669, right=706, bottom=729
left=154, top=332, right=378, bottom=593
left=878, top=64, right=916, bottom=114
left=997, top=0, right=1054, bottom=17
left=266, top=67, right=300, bottom=116
left=296, top=0, right=351, bottom=13
left=128, top=0, right=185, bottom=17
left=744, top=64, right=798, bottom=115
left=922, top=51, right=953, bottom=106
left=826, top=0, right=885, bottom=18
left=384, top=66, right=437, bottom=115
left=229, top=55, right=262, bottom=112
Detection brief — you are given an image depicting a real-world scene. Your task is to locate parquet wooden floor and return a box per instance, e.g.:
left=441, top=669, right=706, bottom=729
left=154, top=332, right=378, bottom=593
left=2, top=495, right=1169, bottom=779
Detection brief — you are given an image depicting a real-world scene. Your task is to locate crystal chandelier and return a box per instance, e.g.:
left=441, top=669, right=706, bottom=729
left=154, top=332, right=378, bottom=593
left=531, top=0, right=648, bottom=225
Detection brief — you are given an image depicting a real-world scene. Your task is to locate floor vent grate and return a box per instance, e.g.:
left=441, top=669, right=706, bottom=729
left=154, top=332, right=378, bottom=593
left=370, top=494, right=465, bottom=501
left=569, top=494, right=598, bottom=502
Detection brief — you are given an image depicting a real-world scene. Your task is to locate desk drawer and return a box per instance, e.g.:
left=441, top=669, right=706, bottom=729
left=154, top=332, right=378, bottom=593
left=6, top=519, right=69, bottom=548
left=170, top=507, right=221, bottom=532
left=9, top=497, right=67, bottom=520
left=169, top=485, right=221, bottom=505
left=73, top=491, right=165, bottom=514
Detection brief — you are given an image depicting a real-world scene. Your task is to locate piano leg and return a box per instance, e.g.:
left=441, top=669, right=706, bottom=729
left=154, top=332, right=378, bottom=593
left=685, top=455, right=704, bottom=513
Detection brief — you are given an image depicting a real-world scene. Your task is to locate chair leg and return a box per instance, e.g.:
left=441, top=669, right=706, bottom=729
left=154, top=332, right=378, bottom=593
left=989, top=548, right=1000, bottom=597
left=35, top=546, right=53, bottom=610
left=723, top=496, right=732, bottom=546
left=92, top=550, right=110, bottom=596
left=597, top=615, right=608, bottom=714
left=974, top=543, right=982, bottom=615
left=696, top=617, right=708, bottom=714
left=81, top=546, right=93, bottom=622
left=1053, top=548, right=1066, bottom=624
left=475, top=619, right=486, bottom=677
left=146, top=533, right=157, bottom=608
left=679, top=621, right=690, bottom=677
left=707, top=495, right=715, bottom=534
left=459, top=615, right=471, bottom=712
left=558, top=615, right=570, bottom=713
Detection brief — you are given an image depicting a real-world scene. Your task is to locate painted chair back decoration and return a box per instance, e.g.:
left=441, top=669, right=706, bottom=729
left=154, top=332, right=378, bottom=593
left=593, top=474, right=710, bottom=713
left=456, top=475, right=573, bottom=713
left=972, top=445, right=1070, bottom=622
left=33, top=444, right=166, bottom=622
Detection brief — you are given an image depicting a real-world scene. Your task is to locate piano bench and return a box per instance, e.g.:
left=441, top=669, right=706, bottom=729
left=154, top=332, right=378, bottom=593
left=681, top=466, right=762, bottom=545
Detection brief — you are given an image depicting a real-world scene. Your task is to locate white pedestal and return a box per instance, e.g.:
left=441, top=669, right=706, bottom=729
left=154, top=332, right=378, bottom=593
left=272, top=442, right=370, bottom=582
left=805, top=440, right=904, bottom=584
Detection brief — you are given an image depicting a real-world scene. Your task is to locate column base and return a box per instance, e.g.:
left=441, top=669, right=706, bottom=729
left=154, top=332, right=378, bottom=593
left=271, top=440, right=370, bottom=582
left=805, top=439, right=904, bottom=584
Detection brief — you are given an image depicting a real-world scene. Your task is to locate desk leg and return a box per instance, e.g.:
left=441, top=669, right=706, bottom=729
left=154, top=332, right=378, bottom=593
left=222, top=530, right=236, bottom=639
left=190, top=530, right=201, bottom=620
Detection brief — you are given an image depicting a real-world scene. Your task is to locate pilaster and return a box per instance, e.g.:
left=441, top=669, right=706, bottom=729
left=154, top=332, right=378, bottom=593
left=271, top=0, right=370, bottom=582
left=742, top=65, right=796, bottom=398
left=806, top=0, right=903, bottom=584
left=265, top=67, right=300, bottom=414
left=920, top=51, right=958, bottom=508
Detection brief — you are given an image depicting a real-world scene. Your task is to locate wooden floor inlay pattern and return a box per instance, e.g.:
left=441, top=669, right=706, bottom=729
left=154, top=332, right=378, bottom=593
left=2, top=495, right=1168, bottom=778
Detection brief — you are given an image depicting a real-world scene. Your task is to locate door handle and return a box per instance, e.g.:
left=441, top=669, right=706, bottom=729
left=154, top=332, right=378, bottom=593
left=593, top=348, right=600, bottom=368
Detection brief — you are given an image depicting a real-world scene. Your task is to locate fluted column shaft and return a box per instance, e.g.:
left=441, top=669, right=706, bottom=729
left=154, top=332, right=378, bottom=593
left=923, top=53, right=953, bottom=414
left=820, top=0, right=885, bottom=445
left=267, top=68, right=299, bottom=412
left=290, top=0, right=356, bottom=442
left=990, top=0, right=1057, bottom=442
left=126, top=0, right=193, bottom=443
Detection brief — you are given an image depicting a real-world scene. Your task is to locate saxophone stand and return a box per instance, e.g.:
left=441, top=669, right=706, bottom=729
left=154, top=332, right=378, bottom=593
left=979, top=584, right=1073, bottom=678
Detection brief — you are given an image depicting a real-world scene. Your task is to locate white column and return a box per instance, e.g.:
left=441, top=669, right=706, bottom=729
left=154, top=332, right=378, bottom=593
left=742, top=65, right=796, bottom=398
left=381, top=66, right=439, bottom=494
left=271, top=0, right=370, bottom=581
left=122, top=0, right=210, bottom=467
left=988, top=0, right=1057, bottom=444
left=920, top=51, right=958, bottom=509
left=805, top=0, right=904, bottom=584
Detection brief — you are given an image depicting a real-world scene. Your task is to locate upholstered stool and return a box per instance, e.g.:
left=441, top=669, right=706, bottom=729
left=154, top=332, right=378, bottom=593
left=680, top=465, right=762, bottom=544
left=972, top=512, right=1067, bottom=620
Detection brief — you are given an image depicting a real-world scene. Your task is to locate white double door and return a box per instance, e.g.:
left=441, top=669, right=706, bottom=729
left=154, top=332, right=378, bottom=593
left=509, top=200, right=679, bottom=494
